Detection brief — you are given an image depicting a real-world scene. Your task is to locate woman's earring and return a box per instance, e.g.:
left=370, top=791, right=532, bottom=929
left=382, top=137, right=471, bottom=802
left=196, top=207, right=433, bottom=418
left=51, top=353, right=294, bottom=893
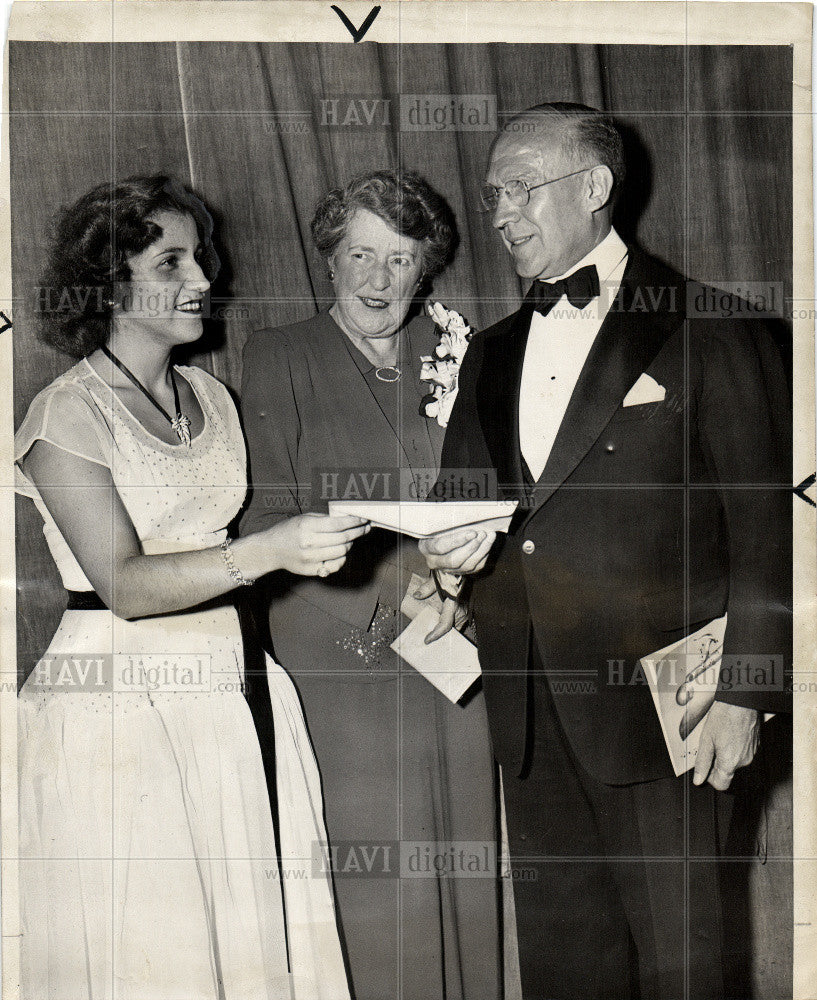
left=328, top=268, right=335, bottom=281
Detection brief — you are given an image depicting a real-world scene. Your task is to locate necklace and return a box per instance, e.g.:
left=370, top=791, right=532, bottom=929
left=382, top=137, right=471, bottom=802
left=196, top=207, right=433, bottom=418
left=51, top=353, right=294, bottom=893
left=375, top=365, right=401, bottom=383
left=100, top=345, right=192, bottom=446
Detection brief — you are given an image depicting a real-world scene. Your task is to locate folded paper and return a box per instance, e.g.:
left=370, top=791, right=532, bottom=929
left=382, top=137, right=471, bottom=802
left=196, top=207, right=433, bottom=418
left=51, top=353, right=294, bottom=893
left=622, top=372, right=666, bottom=407
left=390, top=605, right=481, bottom=704
left=327, top=500, right=517, bottom=539
left=639, top=615, right=727, bottom=775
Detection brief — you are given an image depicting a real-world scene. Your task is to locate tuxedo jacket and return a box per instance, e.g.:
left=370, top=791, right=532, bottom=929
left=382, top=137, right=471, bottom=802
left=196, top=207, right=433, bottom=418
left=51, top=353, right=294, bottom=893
left=438, top=247, right=792, bottom=784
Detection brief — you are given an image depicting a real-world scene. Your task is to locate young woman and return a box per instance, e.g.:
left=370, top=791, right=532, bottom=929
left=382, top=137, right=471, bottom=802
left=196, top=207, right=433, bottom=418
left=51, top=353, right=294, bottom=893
left=15, top=175, right=364, bottom=1000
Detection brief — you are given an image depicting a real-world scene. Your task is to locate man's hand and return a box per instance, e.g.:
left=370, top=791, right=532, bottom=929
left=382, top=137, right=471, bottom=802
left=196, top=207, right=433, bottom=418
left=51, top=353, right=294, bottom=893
left=692, top=702, right=760, bottom=791
left=418, top=528, right=496, bottom=575
left=416, top=530, right=495, bottom=643
left=412, top=574, right=439, bottom=602
left=412, top=573, right=469, bottom=644
left=424, top=597, right=469, bottom=644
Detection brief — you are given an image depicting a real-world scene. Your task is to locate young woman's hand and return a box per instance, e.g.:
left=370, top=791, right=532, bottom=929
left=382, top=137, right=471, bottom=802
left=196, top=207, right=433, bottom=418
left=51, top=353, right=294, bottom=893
left=23, top=439, right=369, bottom=619
left=263, top=513, right=370, bottom=577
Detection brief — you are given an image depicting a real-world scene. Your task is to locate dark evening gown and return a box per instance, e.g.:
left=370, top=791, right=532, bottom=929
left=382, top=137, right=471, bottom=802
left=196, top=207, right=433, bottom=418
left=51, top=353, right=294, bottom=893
left=240, top=309, right=501, bottom=1000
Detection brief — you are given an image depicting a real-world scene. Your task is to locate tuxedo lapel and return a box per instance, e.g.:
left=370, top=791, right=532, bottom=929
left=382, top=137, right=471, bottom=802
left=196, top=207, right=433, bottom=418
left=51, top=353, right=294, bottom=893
left=475, top=302, right=534, bottom=496
left=523, top=251, right=686, bottom=516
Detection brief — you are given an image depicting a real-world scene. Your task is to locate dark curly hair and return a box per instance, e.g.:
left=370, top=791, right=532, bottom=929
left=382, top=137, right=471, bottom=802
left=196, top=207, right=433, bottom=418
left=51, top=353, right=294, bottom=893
left=37, top=175, right=220, bottom=357
left=310, top=170, right=458, bottom=283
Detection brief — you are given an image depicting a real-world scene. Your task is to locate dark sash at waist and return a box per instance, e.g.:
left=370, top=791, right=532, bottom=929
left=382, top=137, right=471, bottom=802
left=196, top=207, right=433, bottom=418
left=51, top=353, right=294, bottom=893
left=65, top=590, right=108, bottom=611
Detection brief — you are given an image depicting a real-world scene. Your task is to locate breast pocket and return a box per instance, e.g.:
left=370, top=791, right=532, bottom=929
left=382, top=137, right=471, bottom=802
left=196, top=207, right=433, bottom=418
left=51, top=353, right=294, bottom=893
left=592, top=400, right=684, bottom=485
left=609, top=401, right=668, bottom=424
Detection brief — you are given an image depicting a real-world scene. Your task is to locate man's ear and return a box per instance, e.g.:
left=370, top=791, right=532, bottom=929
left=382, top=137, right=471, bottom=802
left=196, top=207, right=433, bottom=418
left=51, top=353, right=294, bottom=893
left=586, top=165, right=614, bottom=213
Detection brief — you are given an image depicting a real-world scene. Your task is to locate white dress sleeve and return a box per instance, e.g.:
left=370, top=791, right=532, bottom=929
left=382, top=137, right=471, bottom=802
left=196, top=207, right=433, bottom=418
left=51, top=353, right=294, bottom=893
left=15, top=380, right=114, bottom=497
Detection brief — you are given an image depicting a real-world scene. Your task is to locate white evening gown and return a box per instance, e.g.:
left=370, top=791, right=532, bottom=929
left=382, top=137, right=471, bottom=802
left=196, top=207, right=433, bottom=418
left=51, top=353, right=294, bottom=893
left=15, top=359, right=350, bottom=1000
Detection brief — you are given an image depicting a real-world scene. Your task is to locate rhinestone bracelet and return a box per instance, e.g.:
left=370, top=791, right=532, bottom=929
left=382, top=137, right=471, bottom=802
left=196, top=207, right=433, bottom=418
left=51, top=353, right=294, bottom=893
left=220, top=538, right=252, bottom=587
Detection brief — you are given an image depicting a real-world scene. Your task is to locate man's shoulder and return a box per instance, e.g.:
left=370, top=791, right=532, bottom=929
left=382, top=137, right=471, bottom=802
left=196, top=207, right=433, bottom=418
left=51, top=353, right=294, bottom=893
left=625, top=244, right=687, bottom=290
left=626, top=244, right=778, bottom=324
left=623, top=246, right=789, bottom=383
left=475, top=245, right=783, bottom=351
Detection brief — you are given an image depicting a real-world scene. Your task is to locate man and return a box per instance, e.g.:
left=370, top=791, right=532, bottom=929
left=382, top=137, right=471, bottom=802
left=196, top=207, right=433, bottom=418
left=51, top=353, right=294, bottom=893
left=421, top=103, right=791, bottom=1000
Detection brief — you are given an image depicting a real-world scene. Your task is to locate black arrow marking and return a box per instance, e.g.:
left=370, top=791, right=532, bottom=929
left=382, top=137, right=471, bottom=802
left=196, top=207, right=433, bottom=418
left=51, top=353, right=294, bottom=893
left=331, top=5, right=381, bottom=42
left=793, top=472, right=816, bottom=507
left=0, top=311, right=10, bottom=334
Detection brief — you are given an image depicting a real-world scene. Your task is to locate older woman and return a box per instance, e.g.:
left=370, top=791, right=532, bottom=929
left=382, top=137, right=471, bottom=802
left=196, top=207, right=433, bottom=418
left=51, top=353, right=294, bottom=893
left=240, top=171, right=501, bottom=1000
left=14, top=175, right=358, bottom=999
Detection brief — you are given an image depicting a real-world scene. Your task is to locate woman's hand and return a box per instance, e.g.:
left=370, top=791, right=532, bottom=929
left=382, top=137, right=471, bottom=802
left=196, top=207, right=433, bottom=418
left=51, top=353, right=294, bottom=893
left=262, top=513, right=370, bottom=577
left=23, top=443, right=367, bottom=618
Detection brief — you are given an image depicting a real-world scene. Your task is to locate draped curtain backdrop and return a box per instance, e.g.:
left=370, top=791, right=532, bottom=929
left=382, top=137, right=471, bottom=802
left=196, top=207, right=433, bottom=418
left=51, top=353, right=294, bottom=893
left=9, top=42, right=793, bottom=996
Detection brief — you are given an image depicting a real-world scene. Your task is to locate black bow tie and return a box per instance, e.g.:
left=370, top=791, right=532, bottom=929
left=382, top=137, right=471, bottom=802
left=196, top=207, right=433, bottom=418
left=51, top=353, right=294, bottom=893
left=528, top=264, right=600, bottom=316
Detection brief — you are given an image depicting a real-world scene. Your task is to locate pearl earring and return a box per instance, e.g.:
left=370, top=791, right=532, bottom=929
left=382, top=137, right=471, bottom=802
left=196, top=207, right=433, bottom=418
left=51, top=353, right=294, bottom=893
left=328, top=268, right=335, bottom=281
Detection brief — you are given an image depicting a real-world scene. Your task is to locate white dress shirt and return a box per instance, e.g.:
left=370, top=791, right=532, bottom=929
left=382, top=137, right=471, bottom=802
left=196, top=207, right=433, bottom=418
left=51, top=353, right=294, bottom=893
left=519, top=228, right=629, bottom=480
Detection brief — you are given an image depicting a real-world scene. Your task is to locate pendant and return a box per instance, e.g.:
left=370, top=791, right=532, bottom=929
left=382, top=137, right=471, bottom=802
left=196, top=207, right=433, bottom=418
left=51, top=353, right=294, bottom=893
left=172, top=413, right=192, bottom=446
left=375, top=366, right=401, bottom=383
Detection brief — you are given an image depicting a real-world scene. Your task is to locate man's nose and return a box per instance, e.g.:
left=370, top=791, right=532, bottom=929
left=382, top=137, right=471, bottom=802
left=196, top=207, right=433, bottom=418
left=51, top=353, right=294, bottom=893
left=492, top=190, right=519, bottom=230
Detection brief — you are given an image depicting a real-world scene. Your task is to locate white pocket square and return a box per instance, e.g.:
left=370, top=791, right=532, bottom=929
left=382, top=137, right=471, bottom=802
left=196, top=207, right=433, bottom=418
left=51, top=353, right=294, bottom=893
left=622, top=373, right=666, bottom=407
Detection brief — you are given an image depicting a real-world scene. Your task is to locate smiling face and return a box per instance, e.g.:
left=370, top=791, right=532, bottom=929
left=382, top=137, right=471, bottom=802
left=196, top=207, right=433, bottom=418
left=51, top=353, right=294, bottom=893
left=116, top=210, right=210, bottom=347
left=329, top=208, right=423, bottom=343
left=486, top=129, right=601, bottom=280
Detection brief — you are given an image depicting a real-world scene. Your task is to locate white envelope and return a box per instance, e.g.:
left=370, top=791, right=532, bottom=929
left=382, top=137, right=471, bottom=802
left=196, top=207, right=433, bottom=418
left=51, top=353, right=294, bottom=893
left=390, top=605, right=481, bottom=704
left=327, top=500, right=517, bottom=538
left=622, top=372, right=666, bottom=407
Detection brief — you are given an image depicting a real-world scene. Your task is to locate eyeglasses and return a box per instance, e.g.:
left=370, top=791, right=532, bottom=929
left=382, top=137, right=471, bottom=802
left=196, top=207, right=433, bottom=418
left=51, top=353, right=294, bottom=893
left=479, top=167, right=595, bottom=212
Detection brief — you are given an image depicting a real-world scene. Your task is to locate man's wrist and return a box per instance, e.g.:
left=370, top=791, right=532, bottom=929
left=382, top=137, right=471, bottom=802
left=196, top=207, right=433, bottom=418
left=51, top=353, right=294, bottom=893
left=434, top=569, right=464, bottom=600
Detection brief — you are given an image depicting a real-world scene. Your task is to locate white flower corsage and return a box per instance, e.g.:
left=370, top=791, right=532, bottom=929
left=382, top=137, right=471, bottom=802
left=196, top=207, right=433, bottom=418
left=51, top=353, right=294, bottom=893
left=420, top=301, right=474, bottom=428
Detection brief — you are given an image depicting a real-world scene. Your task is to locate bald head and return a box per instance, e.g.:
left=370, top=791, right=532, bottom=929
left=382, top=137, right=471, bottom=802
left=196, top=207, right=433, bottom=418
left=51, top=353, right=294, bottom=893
left=491, top=103, right=626, bottom=200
